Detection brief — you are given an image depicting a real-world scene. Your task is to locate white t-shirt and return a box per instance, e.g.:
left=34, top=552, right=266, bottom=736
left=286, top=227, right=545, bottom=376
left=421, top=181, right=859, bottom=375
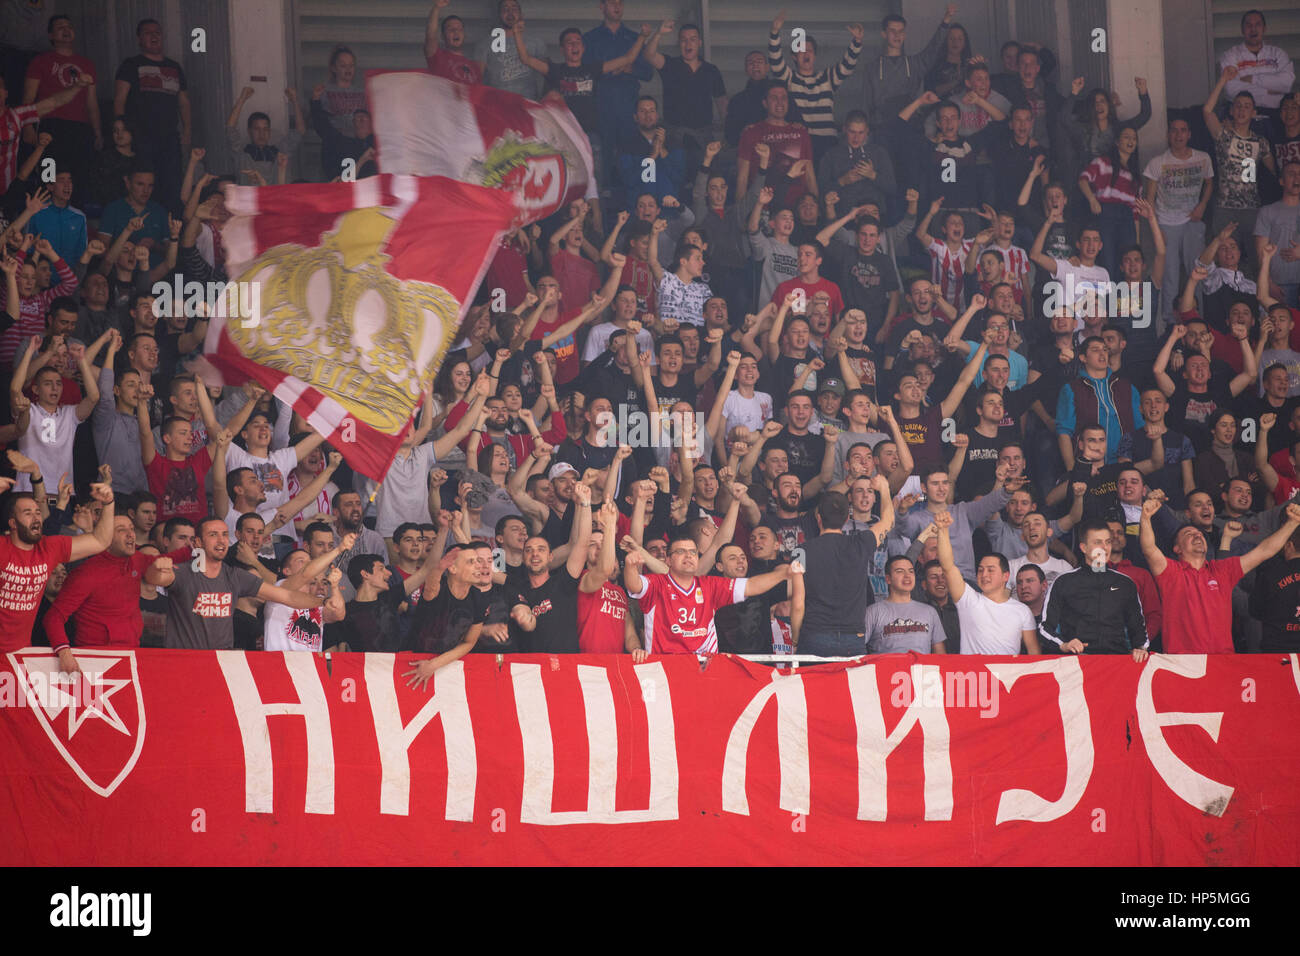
left=1008, top=554, right=1074, bottom=586
left=224, top=503, right=278, bottom=559
left=1142, top=149, right=1214, bottom=226
left=582, top=322, right=655, bottom=364
left=720, top=389, right=774, bottom=439
left=263, top=579, right=326, bottom=652
left=225, top=444, right=299, bottom=510
left=17, top=403, right=81, bottom=493
left=955, top=585, right=1035, bottom=655
left=1050, top=258, right=1111, bottom=325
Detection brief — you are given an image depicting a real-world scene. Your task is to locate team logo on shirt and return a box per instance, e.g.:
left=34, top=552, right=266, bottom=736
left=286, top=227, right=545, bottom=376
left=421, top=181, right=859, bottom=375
left=4, top=649, right=145, bottom=797
left=193, top=593, right=233, bottom=618
left=286, top=611, right=323, bottom=648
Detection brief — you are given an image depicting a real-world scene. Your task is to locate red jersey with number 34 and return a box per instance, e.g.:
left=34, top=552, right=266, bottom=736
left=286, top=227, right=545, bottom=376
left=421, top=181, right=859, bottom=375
left=629, top=573, right=746, bottom=654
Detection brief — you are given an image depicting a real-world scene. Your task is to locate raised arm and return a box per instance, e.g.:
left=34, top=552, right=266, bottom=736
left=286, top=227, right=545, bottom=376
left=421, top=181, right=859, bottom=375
left=1152, top=323, right=1184, bottom=398
left=1029, top=208, right=1063, bottom=274
left=1138, top=496, right=1168, bottom=577
left=67, top=483, right=116, bottom=562
left=915, top=195, right=944, bottom=249
left=939, top=333, right=990, bottom=419
left=1240, top=503, right=1300, bottom=574
left=932, top=510, right=965, bottom=603
left=1202, top=66, right=1234, bottom=140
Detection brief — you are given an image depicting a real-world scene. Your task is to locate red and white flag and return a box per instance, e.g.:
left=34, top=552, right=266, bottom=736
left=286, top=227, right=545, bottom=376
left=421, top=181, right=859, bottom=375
left=204, top=75, right=594, bottom=480
left=367, top=70, right=596, bottom=225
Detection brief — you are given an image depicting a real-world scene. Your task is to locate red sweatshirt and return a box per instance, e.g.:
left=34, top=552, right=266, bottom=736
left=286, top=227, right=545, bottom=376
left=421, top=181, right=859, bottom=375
left=43, top=550, right=161, bottom=651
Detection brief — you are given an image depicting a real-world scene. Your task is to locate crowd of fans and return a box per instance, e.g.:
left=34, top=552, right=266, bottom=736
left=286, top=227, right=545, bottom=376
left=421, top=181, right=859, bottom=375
left=2, top=1, right=1300, bottom=687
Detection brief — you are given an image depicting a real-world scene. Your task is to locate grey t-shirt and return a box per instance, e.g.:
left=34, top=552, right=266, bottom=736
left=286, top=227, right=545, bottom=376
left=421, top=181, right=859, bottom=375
left=477, top=33, right=546, bottom=100
left=165, top=562, right=263, bottom=649
left=864, top=599, right=947, bottom=654
left=1255, top=200, right=1300, bottom=284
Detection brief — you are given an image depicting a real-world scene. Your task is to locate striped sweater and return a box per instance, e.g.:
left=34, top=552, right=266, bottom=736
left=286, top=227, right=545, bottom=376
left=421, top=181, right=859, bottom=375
left=0, top=249, right=77, bottom=369
left=768, top=30, right=862, bottom=142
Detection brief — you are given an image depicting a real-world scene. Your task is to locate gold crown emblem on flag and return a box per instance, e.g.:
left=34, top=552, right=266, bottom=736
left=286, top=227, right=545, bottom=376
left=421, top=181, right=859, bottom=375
left=226, top=206, right=458, bottom=434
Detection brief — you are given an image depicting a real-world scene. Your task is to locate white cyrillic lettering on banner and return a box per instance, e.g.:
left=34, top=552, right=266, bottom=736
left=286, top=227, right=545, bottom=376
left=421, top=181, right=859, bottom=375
left=364, top=656, right=476, bottom=819
left=1136, top=654, right=1234, bottom=816
left=216, top=651, right=335, bottom=814
left=847, top=663, right=952, bottom=821
left=987, top=657, right=1093, bottom=823
left=722, top=670, right=810, bottom=815
left=511, top=662, right=678, bottom=824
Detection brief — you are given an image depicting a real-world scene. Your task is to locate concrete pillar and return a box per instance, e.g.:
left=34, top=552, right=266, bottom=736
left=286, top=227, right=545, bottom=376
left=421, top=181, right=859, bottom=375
left=1105, top=0, right=1169, bottom=154
left=227, top=0, right=292, bottom=133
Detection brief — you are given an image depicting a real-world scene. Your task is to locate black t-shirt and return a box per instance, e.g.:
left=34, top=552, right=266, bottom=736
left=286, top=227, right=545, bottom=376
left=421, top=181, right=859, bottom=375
left=545, top=62, right=600, bottom=131
left=712, top=582, right=777, bottom=654
left=769, top=428, right=823, bottom=484
left=540, top=504, right=574, bottom=549
left=651, top=372, right=698, bottom=413
left=824, top=244, right=899, bottom=329
left=765, top=510, right=820, bottom=559
left=472, top=583, right=522, bottom=653
left=408, top=577, right=492, bottom=654
left=658, top=56, right=725, bottom=129
left=885, top=314, right=951, bottom=355
left=510, top=566, right=581, bottom=653
left=766, top=352, right=820, bottom=407
left=956, top=428, right=1004, bottom=501
left=115, top=54, right=187, bottom=142
left=1249, top=555, right=1300, bottom=653
left=801, top=529, right=879, bottom=631
left=1169, top=381, right=1234, bottom=451
left=842, top=344, right=879, bottom=403
left=342, top=585, right=406, bottom=653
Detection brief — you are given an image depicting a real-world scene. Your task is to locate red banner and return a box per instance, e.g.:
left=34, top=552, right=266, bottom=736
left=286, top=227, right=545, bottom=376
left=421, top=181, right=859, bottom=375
left=2, top=650, right=1297, bottom=865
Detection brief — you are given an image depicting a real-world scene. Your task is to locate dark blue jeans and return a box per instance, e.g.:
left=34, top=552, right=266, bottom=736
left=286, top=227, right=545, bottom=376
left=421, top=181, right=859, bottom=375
left=1097, top=201, right=1136, bottom=281
left=799, top=629, right=867, bottom=657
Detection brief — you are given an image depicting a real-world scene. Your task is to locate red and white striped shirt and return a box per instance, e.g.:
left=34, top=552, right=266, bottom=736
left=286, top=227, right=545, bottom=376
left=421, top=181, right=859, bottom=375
left=0, top=250, right=78, bottom=369
left=1080, top=156, right=1141, bottom=216
left=982, top=242, right=1030, bottom=292
left=926, top=238, right=974, bottom=308
left=1, top=106, right=39, bottom=191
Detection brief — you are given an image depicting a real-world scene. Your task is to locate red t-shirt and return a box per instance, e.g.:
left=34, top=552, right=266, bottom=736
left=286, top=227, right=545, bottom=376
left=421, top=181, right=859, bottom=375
left=145, top=446, right=213, bottom=524
left=619, top=256, right=656, bottom=315
left=737, top=120, right=813, bottom=208
left=577, top=579, right=628, bottom=653
left=427, top=49, right=482, bottom=86
left=628, top=572, right=745, bottom=654
left=552, top=249, right=600, bottom=312
left=24, top=51, right=96, bottom=123
left=532, top=308, right=583, bottom=384
left=1155, top=557, right=1243, bottom=654
left=485, top=237, right=531, bottom=309
left=772, top=275, right=845, bottom=318
left=0, top=535, right=73, bottom=652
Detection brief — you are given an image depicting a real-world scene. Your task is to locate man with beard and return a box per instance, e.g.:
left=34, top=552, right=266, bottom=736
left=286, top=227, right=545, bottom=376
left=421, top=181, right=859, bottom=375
left=405, top=541, right=494, bottom=690
left=165, top=515, right=322, bottom=650
left=1141, top=495, right=1300, bottom=653
left=329, top=490, right=388, bottom=601
left=919, top=556, right=961, bottom=653
left=43, top=508, right=160, bottom=674
left=506, top=482, right=593, bottom=653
